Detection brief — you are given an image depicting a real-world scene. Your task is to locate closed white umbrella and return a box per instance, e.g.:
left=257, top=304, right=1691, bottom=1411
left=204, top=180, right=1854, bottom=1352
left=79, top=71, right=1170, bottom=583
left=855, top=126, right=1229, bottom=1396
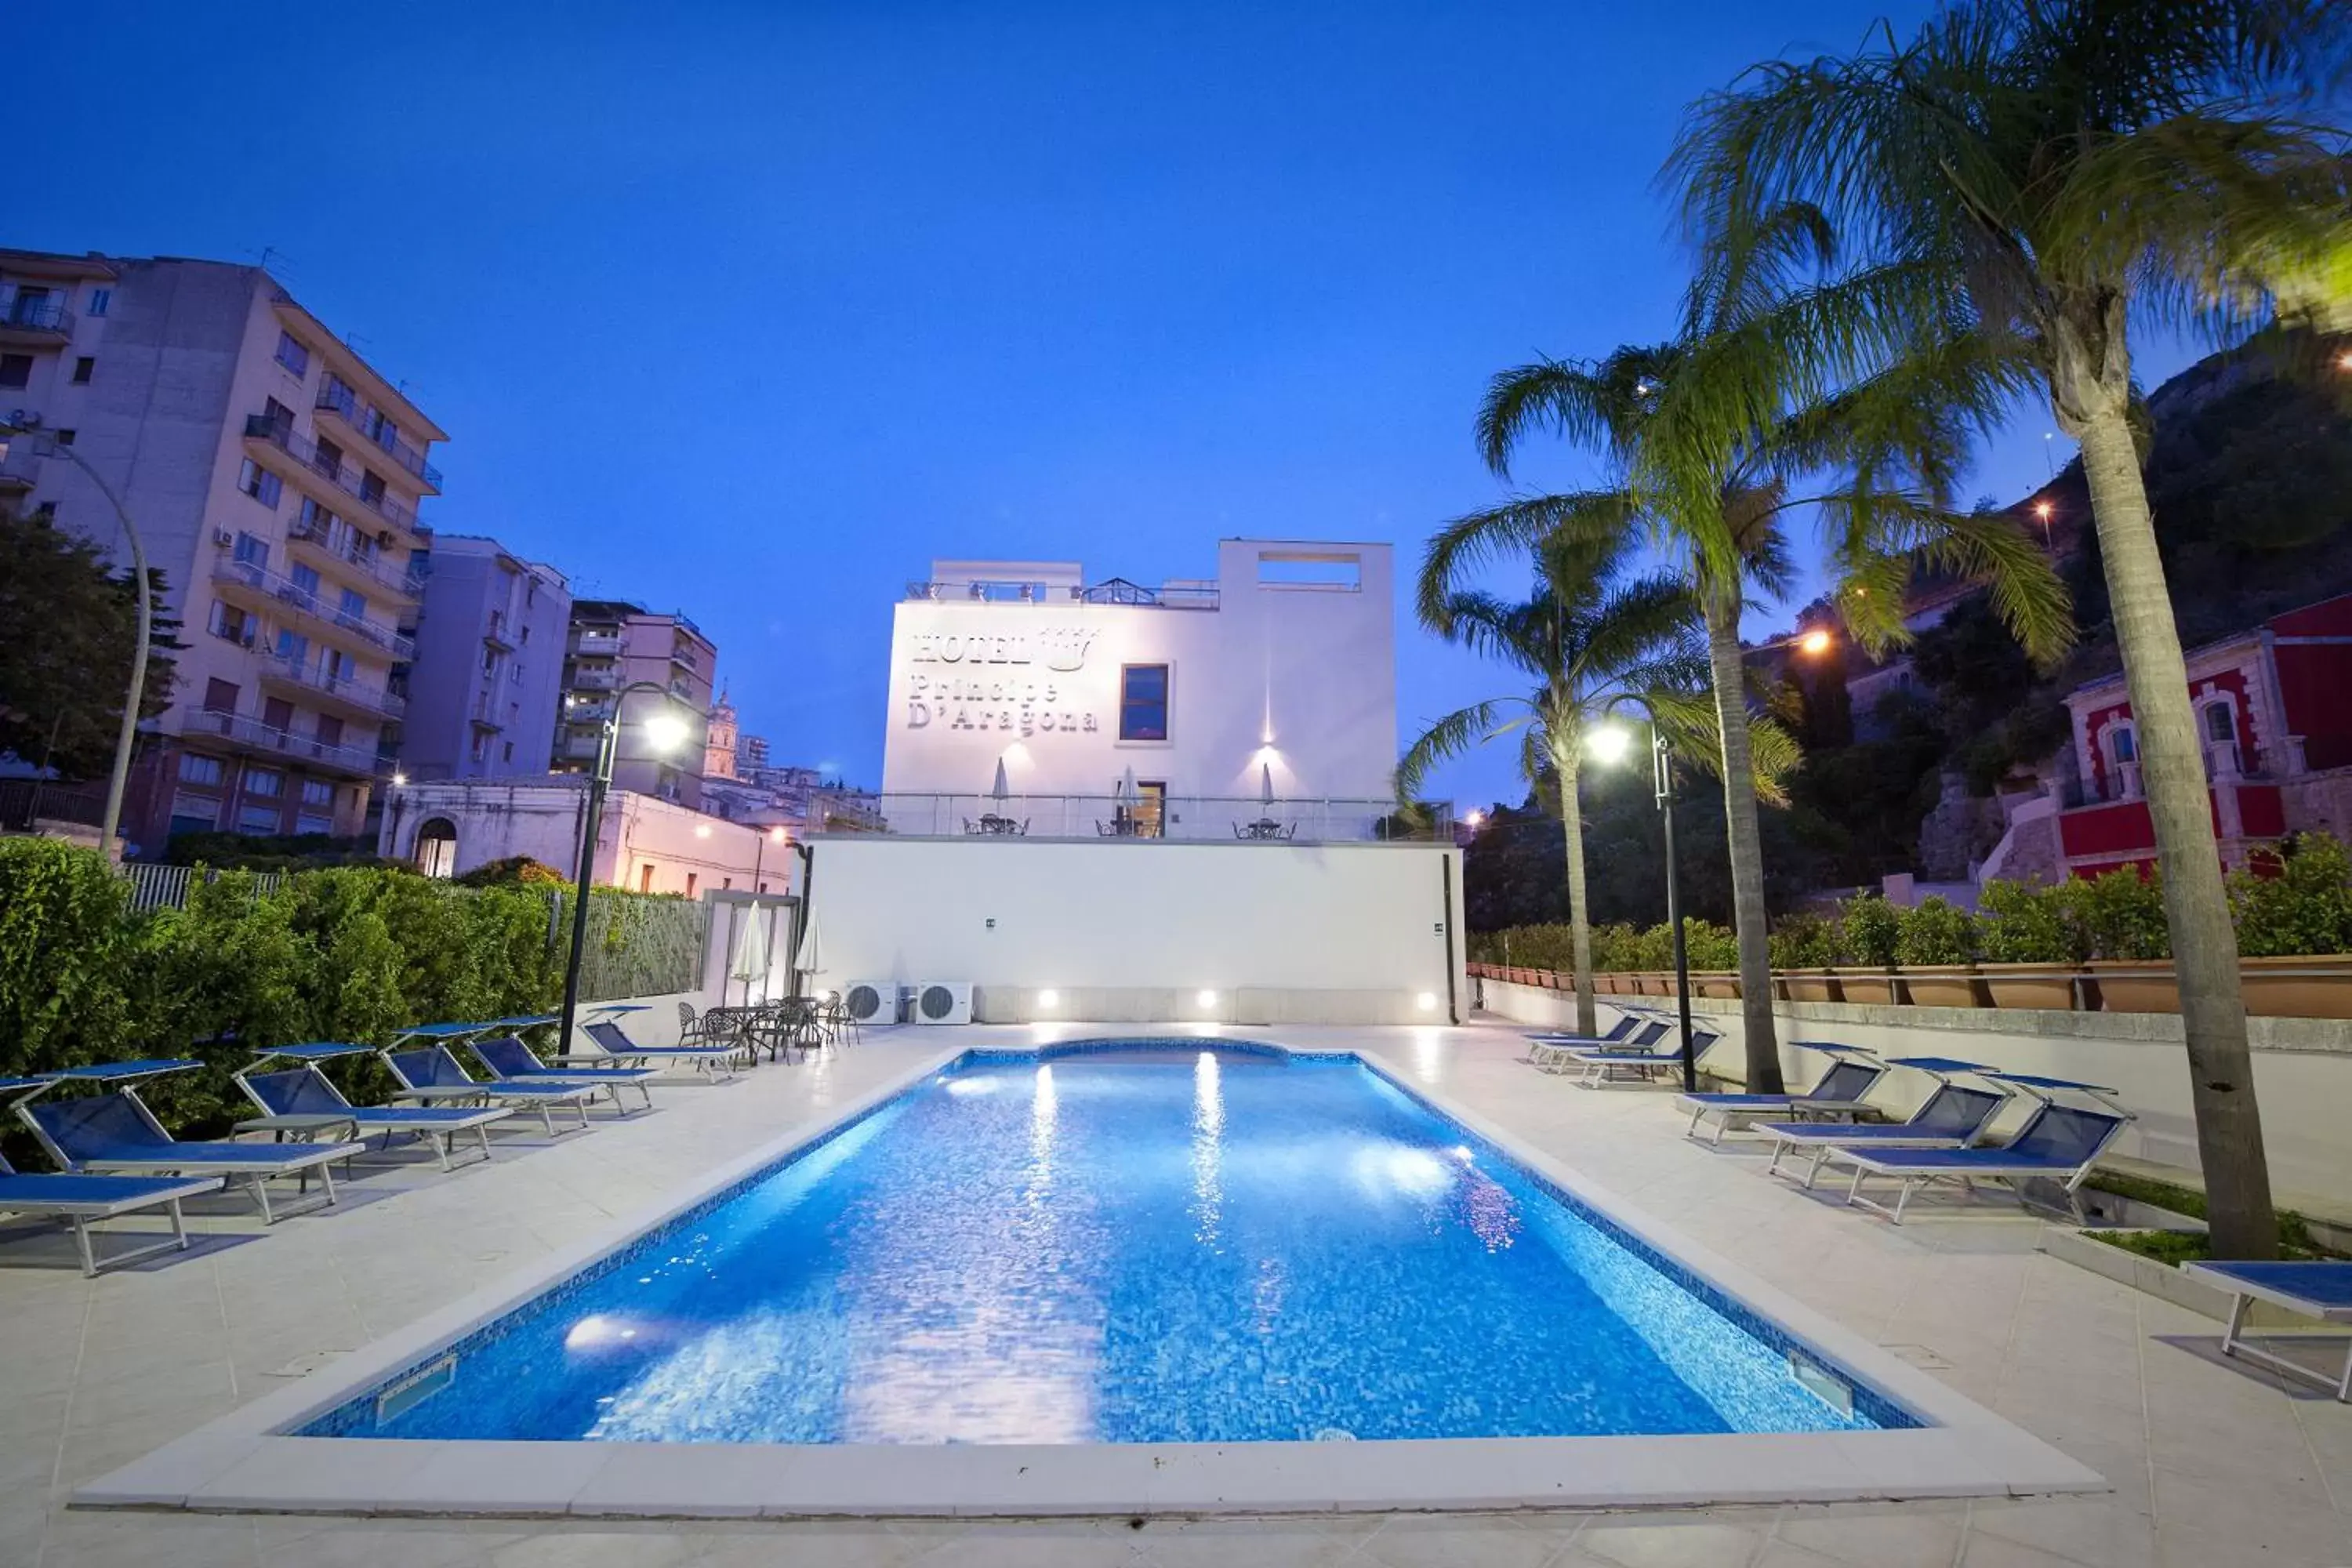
left=793, top=909, right=826, bottom=978
left=1116, top=766, right=1138, bottom=804
left=728, top=906, right=770, bottom=1004
left=990, top=758, right=1011, bottom=802
left=1260, top=762, right=1276, bottom=808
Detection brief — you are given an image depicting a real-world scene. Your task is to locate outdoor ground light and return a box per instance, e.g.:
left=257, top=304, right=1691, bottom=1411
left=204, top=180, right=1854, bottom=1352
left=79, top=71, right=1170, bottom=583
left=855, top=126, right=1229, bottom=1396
left=1037, top=989, right=1061, bottom=1009
left=1196, top=989, right=1218, bottom=1008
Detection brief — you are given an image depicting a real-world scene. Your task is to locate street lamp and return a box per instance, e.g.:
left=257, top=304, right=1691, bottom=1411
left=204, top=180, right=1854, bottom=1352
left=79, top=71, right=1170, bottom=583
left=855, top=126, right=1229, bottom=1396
left=2, top=415, right=151, bottom=849
left=1590, top=698, right=1698, bottom=1093
left=557, top=681, right=695, bottom=1048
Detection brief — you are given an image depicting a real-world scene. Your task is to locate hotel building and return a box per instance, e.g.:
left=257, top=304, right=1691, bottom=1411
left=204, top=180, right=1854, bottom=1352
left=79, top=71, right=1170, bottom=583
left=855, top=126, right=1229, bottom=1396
left=0, top=249, right=440, bottom=848
left=396, top=535, right=572, bottom=782
left=554, top=599, right=717, bottom=808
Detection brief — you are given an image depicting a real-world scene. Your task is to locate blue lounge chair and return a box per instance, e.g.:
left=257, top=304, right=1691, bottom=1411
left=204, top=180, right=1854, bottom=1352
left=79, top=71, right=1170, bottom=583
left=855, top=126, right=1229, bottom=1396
left=1525, top=1011, right=1652, bottom=1069
left=234, top=1045, right=512, bottom=1171
left=379, top=1044, right=600, bottom=1135
left=16, top=1061, right=365, bottom=1224
left=1675, top=1044, right=1886, bottom=1145
left=0, top=1078, right=223, bottom=1276
left=1832, top=1073, right=2133, bottom=1224
left=2180, top=1261, right=2352, bottom=1402
left=564, top=1018, right=742, bottom=1080
left=1561, top=1026, right=1722, bottom=1088
left=468, top=1033, right=656, bottom=1112
left=1757, top=1058, right=2009, bottom=1186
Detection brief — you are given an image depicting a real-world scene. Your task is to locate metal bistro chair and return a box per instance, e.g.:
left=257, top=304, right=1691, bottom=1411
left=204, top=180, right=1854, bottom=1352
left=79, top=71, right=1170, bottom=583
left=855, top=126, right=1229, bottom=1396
left=677, top=1001, right=704, bottom=1047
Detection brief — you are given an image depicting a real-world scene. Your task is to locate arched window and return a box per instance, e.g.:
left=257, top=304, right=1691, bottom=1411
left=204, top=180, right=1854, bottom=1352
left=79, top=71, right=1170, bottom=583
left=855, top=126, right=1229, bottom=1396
left=2204, top=702, right=2234, bottom=742
left=413, top=817, right=458, bottom=879
left=2110, top=723, right=2136, bottom=763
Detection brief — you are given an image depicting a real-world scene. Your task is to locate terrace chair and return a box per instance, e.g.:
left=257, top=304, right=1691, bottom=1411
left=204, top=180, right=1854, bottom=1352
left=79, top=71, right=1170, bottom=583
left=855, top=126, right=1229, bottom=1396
left=16, top=1061, right=365, bottom=1224
left=568, top=1018, right=740, bottom=1080
left=677, top=1002, right=702, bottom=1047
left=0, top=1077, right=223, bottom=1276
left=1559, top=1026, right=1723, bottom=1089
left=2179, top=1261, right=2352, bottom=1402
left=379, top=1044, right=600, bottom=1135
left=1830, top=1073, right=2133, bottom=1225
left=469, top=1034, right=657, bottom=1113
left=1675, top=1044, right=1886, bottom=1145
left=1524, top=1011, right=1651, bottom=1069
left=234, top=1045, right=511, bottom=1171
left=1756, top=1060, right=2009, bottom=1188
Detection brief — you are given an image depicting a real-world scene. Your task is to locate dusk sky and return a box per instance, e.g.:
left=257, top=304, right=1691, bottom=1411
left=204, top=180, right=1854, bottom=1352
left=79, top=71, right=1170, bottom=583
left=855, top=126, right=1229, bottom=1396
left=15, top=2, right=2198, bottom=808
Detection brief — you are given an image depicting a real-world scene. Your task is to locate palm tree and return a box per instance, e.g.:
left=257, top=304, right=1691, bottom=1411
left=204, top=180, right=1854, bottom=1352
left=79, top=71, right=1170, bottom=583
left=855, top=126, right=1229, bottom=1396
left=1444, top=297, right=2071, bottom=1094
left=1668, top=0, right=2347, bottom=1257
left=1399, top=531, right=1715, bottom=1036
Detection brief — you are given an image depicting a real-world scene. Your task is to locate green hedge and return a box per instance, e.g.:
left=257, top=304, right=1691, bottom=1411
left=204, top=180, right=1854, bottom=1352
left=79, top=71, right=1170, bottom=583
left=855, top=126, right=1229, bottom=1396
left=0, top=839, right=706, bottom=1139
left=1468, top=916, right=1739, bottom=973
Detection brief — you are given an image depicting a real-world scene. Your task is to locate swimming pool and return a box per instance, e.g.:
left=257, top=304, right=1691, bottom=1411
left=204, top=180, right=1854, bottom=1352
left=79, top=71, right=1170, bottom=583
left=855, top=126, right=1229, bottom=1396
left=301, top=1043, right=1910, bottom=1445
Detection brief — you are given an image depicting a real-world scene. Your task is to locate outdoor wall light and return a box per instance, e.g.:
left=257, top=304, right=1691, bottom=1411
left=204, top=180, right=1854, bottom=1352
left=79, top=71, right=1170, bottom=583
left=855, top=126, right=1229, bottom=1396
left=694, top=824, right=712, bottom=839
left=1037, top=989, right=1060, bottom=1008
left=1415, top=991, right=1439, bottom=1011
left=1196, top=989, right=1218, bottom=1008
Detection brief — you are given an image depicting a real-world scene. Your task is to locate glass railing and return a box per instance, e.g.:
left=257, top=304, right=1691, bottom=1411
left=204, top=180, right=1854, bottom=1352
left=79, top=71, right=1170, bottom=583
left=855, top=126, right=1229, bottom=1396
left=286, top=511, right=426, bottom=598
left=187, top=708, right=381, bottom=775
left=244, top=414, right=423, bottom=535
left=314, top=379, right=445, bottom=489
left=817, top=793, right=1453, bottom=842
left=256, top=652, right=406, bottom=717
left=210, top=555, right=418, bottom=659
left=2, top=298, right=73, bottom=334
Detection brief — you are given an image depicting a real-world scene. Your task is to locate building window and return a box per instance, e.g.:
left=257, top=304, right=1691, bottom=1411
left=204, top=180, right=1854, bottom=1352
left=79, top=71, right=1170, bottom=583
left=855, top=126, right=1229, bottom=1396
left=274, top=331, right=310, bottom=378
left=2204, top=703, right=2234, bottom=742
left=54, top=430, right=74, bottom=445
left=233, top=531, right=269, bottom=568
left=86, top=288, right=111, bottom=317
left=301, top=779, right=335, bottom=808
left=0, top=355, right=31, bottom=390
left=208, top=602, right=255, bottom=645
left=315, top=715, right=344, bottom=747
left=2111, top=724, right=2136, bottom=763
left=295, top=815, right=334, bottom=837
left=1119, top=665, right=1171, bottom=741
left=414, top=817, right=459, bottom=878
left=640, top=864, right=655, bottom=893
left=684, top=873, right=698, bottom=898
left=501, top=741, right=514, bottom=762
left=1124, top=780, right=1168, bottom=839
left=358, top=470, right=385, bottom=505
left=338, top=587, right=368, bottom=624
left=290, top=563, right=321, bottom=605
left=276, top=630, right=310, bottom=665
left=313, top=437, right=343, bottom=481
left=178, top=753, right=226, bottom=787
left=237, top=458, right=282, bottom=508
left=170, top=799, right=219, bottom=837
left=202, top=678, right=239, bottom=715
left=71, top=357, right=94, bottom=384
left=244, top=768, right=283, bottom=800
left=470, top=732, right=491, bottom=764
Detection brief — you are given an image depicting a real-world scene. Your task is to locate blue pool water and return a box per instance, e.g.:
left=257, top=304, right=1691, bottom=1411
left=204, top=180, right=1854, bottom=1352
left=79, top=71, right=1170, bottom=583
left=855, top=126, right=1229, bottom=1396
left=304, top=1046, right=1912, bottom=1443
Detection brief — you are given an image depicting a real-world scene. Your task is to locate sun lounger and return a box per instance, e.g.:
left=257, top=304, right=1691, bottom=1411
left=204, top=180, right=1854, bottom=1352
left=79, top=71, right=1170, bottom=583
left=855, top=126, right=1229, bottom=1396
left=1561, top=1027, right=1722, bottom=1089
left=0, top=1078, right=223, bottom=1276
left=468, top=1034, right=656, bottom=1113
left=559, top=1018, right=742, bottom=1080
left=1675, top=1044, right=1886, bottom=1145
left=1832, top=1073, right=2133, bottom=1223
left=234, top=1045, right=511, bottom=1171
left=16, top=1061, right=365, bottom=1224
left=2180, top=1261, right=2352, bottom=1402
left=1524, top=1012, right=1652, bottom=1068
left=1756, top=1058, right=2009, bottom=1186
left=379, top=1044, right=600, bottom=1135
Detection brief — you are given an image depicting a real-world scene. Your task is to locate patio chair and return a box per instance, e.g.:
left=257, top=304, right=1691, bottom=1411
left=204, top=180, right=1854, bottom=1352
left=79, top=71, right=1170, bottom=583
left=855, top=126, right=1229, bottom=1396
left=233, top=1045, right=511, bottom=1171
left=1558, top=1027, right=1723, bottom=1088
left=379, top=1044, right=601, bottom=1135
left=16, top=1061, right=365, bottom=1224
left=1525, top=1011, right=1652, bottom=1068
left=469, top=1034, right=656, bottom=1112
left=0, top=1077, right=223, bottom=1276
left=677, top=1001, right=703, bottom=1046
left=1675, top=1044, right=1886, bottom=1145
left=1756, top=1059, right=2009, bottom=1187
left=1829, top=1073, right=2133, bottom=1224
left=568, top=1018, right=740, bottom=1080
left=2179, top=1261, right=2352, bottom=1402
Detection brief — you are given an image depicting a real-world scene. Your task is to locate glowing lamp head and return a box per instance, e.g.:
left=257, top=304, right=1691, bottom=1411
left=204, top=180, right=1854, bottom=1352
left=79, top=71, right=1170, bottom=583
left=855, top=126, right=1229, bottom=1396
left=642, top=711, right=691, bottom=753
left=2033, top=500, right=2054, bottom=521
left=1798, top=628, right=1834, bottom=658
left=1037, top=989, right=1060, bottom=1009
left=768, top=826, right=788, bottom=844
left=1588, top=724, right=1634, bottom=766
left=390, top=771, right=407, bottom=787
left=1196, top=989, right=1218, bottom=1009
left=1463, top=808, right=1485, bottom=829
left=694, top=824, right=711, bottom=839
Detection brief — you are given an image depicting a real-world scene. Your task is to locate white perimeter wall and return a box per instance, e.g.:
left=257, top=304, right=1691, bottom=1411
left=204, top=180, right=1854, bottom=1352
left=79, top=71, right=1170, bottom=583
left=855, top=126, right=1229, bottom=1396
left=807, top=837, right=1465, bottom=1024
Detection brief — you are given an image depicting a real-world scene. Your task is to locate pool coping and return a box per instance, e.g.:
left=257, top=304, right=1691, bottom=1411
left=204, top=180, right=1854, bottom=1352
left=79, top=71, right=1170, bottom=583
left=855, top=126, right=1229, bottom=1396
left=74, top=1035, right=2105, bottom=1519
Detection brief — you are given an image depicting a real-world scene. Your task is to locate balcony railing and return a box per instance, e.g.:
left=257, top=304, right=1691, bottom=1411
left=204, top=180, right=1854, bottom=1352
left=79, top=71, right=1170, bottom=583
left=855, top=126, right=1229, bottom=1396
left=243, top=414, right=425, bottom=538
left=569, top=666, right=618, bottom=691
left=286, top=510, right=426, bottom=599
left=1, top=297, right=73, bottom=337
left=571, top=631, right=622, bottom=657
left=813, top=793, right=1450, bottom=843
left=902, top=578, right=1221, bottom=609
left=256, top=652, right=405, bottom=718
left=470, top=691, right=505, bottom=728
left=186, top=707, right=380, bottom=775
left=210, top=556, right=418, bottom=660
left=314, top=379, right=444, bottom=491
left=0, top=436, right=39, bottom=490
left=558, top=734, right=603, bottom=761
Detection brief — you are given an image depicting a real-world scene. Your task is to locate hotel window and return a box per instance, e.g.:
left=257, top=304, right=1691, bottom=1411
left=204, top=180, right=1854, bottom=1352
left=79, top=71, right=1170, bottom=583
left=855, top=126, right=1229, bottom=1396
left=237, top=459, right=281, bottom=508
left=86, top=288, right=111, bottom=317
left=295, top=815, right=334, bottom=837
left=321, top=648, right=355, bottom=684
left=233, top=531, right=268, bottom=568
left=245, top=767, right=283, bottom=800
left=262, top=697, right=295, bottom=733
left=314, top=437, right=343, bottom=481
left=202, top=678, right=239, bottom=715
left=276, top=630, right=310, bottom=665
left=367, top=409, right=399, bottom=452
left=71, top=357, right=94, bottom=384
left=0, top=355, right=31, bottom=390
left=238, top=802, right=282, bottom=834
left=274, top=330, right=310, bottom=378
left=1119, top=664, right=1171, bottom=742
left=2111, top=724, right=2136, bottom=762
left=208, top=602, right=256, bottom=645
left=2204, top=703, right=2234, bottom=742
left=178, top=753, right=226, bottom=788
left=359, top=470, right=385, bottom=505
left=338, top=587, right=368, bottom=626
left=300, top=779, right=335, bottom=808
left=290, top=563, right=321, bottom=605
left=170, top=797, right=220, bottom=837
left=315, top=715, right=344, bottom=747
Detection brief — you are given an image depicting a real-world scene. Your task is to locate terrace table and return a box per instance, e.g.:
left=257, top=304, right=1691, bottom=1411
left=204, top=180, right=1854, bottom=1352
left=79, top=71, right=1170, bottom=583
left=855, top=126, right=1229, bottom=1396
left=1237, top=818, right=1293, bottom=840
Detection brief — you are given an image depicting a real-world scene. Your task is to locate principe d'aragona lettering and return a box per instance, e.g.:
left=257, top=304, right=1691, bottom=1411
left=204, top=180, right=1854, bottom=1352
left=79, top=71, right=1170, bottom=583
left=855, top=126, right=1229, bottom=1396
left=904, top=626, right=1105, bottom=735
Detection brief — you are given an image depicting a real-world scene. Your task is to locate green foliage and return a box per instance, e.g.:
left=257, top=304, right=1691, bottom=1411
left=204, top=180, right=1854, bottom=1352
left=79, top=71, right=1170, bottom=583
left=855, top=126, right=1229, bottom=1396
left=2085, top=1229, right=2216, bottom=1266
left=1838, top=893, right=1902, bottom=968
left=0, top=837, right=146, bottom=1075
left=1679, top=917, right=1739, bottom=971
left=1767, top=911, right=1842, bottom=969
left=160, top=832, right=393, bottom=871
left=1896, top=897, right=1980, bottom=966
left=1976, top=879, right=2085, bottom=964
left=453, top=855, right=572, bottom=888
left=2073, top=868, right=2172, bottom=961
left=0, top=510, right=182, bottom=779
left=2231, top=833, right=2352, bottom=959
left=1477, top=916, right=1737, bottom=977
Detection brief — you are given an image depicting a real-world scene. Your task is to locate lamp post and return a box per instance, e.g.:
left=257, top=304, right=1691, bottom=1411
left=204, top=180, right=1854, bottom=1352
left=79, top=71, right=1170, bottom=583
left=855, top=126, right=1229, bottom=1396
left=1591, top=699, right=1696, bottom=1093
left=2, top=416, right=151, bottom=850
left=557, top=681, right=692, bottom=1049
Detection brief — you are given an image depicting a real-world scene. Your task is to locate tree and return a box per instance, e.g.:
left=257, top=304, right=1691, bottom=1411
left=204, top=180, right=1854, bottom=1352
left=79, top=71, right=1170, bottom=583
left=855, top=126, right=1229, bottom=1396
left=0, top=511, right=179, bottom=777
left=1669, top=0, right=2348, bottom=1256
left=1399, top=531, right=1715, bottom=1035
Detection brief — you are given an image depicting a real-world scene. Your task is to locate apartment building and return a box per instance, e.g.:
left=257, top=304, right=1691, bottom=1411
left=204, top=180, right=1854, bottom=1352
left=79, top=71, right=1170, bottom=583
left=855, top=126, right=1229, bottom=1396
left=0, top=249, right=441, bottom=849
left=553, top=599, right=717, bottom=807
left=396, top=536, right=572, bottom=782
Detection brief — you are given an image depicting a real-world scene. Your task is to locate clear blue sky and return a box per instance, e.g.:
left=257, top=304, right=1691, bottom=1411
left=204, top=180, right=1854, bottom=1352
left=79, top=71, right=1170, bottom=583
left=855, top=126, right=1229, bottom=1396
left=15, top=2, right=2195, bottom=807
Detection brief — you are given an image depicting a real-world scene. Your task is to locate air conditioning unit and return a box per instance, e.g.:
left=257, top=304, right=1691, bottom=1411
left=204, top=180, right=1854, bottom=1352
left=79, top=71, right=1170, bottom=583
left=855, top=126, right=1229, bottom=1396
left=913, top=982, right=973, bottom=1025
left=840, top=981, right=898, bottom=1026
left=213, top=528, right=234, bottom=547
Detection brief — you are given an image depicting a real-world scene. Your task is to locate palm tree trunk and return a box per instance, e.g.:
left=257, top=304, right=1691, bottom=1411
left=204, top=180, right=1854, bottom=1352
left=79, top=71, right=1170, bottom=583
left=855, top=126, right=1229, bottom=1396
left=2068, top=397, right=2277, bottom=1260
left=1703, top=592, right=1784, bottom=1094
left=1556, top=748, right=1598, bottom=1036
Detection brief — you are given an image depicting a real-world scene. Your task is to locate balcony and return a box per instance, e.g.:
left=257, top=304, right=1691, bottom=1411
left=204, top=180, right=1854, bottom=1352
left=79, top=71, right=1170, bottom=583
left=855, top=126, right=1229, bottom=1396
left=185, top=707, right=381, bottom=778
left=569, top=666, right=618, bottom=691
left=0, top=435, right=38, bottom=492
left=242, top=415, right=427, bottom=540
left=210, top=556, right=418, bottom=660
left=314, top=379, right=443, bottom=494
left=256, top=652, right=405, bottom=720
left=571, top=630, right=622, bottom=658
left=558, top=734, right=602, bottom=761
left=0, top=296, right=73, bottom=347
left=483, top=612, right=515, bottom=652
left=286, top=510, right=426, bottom=602
left=469, top=691, right=505, bottom=730
left=670, top=644, right=700, bottom=673
left=564, top=698, right=613, bottom=724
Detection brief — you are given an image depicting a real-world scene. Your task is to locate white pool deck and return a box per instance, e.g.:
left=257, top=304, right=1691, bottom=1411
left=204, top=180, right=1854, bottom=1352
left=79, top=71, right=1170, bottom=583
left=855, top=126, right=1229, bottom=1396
left=7, top=1021, right=2350, bottom=1566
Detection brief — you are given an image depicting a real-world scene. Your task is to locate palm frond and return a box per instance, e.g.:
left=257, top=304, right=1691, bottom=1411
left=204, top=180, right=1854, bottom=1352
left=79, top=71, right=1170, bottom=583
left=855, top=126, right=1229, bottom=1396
left=1396, top=699, right=1532, bottom=801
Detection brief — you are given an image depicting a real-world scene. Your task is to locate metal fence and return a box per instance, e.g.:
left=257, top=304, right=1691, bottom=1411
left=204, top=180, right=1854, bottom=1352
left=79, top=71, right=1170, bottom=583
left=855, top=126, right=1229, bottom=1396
left=121, top=862, right=285, bottom=911
left=823, top=793, right=1452, bottom=843
left=0, top=779, right=108, bottom=833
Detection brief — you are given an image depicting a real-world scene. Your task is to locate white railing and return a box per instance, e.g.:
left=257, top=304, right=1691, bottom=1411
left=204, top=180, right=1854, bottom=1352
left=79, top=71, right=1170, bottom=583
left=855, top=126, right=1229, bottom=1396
left=816, top=793, right=1449, bottom=843
left=122, top=862, right=285, bottom=912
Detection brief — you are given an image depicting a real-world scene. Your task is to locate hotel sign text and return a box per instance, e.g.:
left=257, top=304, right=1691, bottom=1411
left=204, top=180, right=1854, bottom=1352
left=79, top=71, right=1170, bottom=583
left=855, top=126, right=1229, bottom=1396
left=904, top=625, right=1105, bottom=736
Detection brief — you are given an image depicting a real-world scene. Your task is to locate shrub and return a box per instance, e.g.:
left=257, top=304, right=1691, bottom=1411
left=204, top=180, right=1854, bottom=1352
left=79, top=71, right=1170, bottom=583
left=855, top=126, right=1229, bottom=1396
left=1896, top=897, right=1980, bottom=966
left=454, top=855, right=572, bottom=888
left=1588, top=923, right=1639, bottom=973
left=1680, top=918, right=1739, bottom=971
left=2071, top=866, right=2171, bottom=960
left=1839, top=894, right=1902, bottom=968
left=1976, top=879, right=2084, bottom=964
left=1769, top=911, right=1842, bottom=969
left=2231, top=833, right=2352, bottom=958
